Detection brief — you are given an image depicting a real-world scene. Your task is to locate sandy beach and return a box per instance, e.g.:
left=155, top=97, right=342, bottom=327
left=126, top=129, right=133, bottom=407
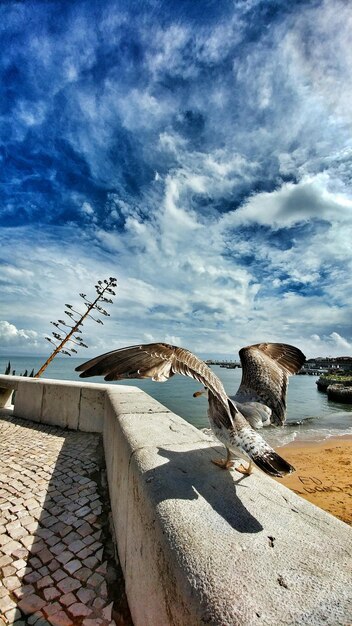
left=276, top=436, right=352, bottom=526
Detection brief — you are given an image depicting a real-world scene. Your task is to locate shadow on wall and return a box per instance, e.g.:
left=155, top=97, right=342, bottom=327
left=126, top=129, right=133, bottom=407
left=0, top=414, right=132, bottom=626
left=148, top=446, right=263, bottom=534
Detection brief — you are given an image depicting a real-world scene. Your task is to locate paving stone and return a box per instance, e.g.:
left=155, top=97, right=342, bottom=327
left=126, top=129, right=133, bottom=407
left=13, top=558, right=28, bottom=570
left=92, top=596, right=106, bottom=610
left=96, top=560, right=108, bottom=575
left=49, top=610, right=73, bottom=626
left=6, top=520, right=21, bottom=531
left=20, top=535, right=34, bottom=549
left=82, top=535, right=95, bottom=546
left=33, top=619, right=52, bottom=626
left=99, top=580, right=108, bottom=598
left=57, top=550, right=75, bottom=565
left=24, top=498, right=39, bottom=510
left=59, top=513, right=78, bottom=525
left=0, top=594, right=17, bottom=613
left=51, top=541, right=66, bottom=556
left=83, top=555, right=99, bottom=570
left=43, top=601, right=62, bottom=617
left=36, top=547, right=53, bottom=564
left=0, top=554, right=12, bottom=567
left=76, top=546, right=93, bottom=559
left=23, top=570, right=42, bottom=584
left=18, top=593, right=46, bottom=614
left=31, top=508, right=44, bottom=521
left=31, top=540, right=46, bottom=555
left=48, top=558, right=60, bottom=572
left=76, top=522, right=93, bottom=537
left=41, top=515, right=58, bottom=529
left=16, top=566, right=27, bottom=577
left=102, top=602, right=114, bottom=621
left=2, top=564, right=16, bottom=576
left=96, top=547, right=104, bottom=561
left=29, top=556, right=42, bottom=569
left=3, top=574, right=21, bottom=590
left=63, top=559, right=82, bottom=575
left=36, top=574, right=54, bottom=589
left=51, top=521, right=68, bottom=535
left=35, top=528, right=54, bottom=540
left=62, top=531, right=81, bottom=545
left=60, top=592, right=77, bottom=607
left=27, top=613, right=41, bottom=624
left=68, top=602, right=92, bottom=618
left=93, top=529, right=103, bottom=541
left=57, top=576, right=81, bottom=594
left=67, top=538, right=86, bottom=554
left=52, top=568, right=66, bottom=582
left=13, top=584, right=35, bottom=599
left=43, top=586, right=61, bottom=601
left=9, top=526, right=29, bottom=540
left=87, top=571, right=104, bottom=588
left=76, top=587, right=95, bottom=604
left=46, top=535, right=60, bottom=548
left=59, top=525, right=73, bottom=539
left=2, top=539, right=22, bottom=555
left=4, top=607, right=23, bottom=622
left=74, top=566, right=92, bottom=582
left=26, top=522, right=39, bottom=533
left=76, top=505, right=91, bottom=518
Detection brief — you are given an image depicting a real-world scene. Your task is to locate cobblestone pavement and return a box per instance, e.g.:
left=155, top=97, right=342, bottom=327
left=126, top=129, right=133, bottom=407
left=0, top=414, right=132, bottom=626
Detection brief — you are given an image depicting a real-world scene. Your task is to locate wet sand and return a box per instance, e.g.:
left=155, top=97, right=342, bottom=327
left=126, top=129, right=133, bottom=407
left=275, top=436, right=352, bottom=526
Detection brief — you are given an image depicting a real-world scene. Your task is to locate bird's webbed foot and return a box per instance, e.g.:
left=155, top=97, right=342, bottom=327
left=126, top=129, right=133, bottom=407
left=211, top=458, right=235, bottom=470
left=235, top=460, right=254, bottom=476
left=211, top=448, right=234, bottom=470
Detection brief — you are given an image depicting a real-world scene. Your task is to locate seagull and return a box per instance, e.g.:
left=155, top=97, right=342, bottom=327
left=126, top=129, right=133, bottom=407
left=76, top=342, right=305, bottom=477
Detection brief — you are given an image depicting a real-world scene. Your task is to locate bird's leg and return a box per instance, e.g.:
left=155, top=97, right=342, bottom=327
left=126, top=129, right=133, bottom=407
left=236, top=460, right=254, bottom=476
left=211, top=448, right=234, bottom=470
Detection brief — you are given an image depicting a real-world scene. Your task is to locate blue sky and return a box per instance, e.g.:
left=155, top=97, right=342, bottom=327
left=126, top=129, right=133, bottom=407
left=1, top=0, right=351, bottom=359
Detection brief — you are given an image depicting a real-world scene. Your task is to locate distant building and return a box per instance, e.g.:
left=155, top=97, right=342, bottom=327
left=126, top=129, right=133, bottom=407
left=305, top=356, right=352, bottom=372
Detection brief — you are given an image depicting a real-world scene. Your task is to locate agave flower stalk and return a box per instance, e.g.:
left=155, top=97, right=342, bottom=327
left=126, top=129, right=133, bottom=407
left=34, top=277, right=117, bottom=378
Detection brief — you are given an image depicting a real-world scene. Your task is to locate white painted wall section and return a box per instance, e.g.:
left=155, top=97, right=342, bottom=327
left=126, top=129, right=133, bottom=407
left=103, top=387, right=352, bottom=626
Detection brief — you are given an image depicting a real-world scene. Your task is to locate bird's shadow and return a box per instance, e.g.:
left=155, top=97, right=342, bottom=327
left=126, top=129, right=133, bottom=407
left=141, top=445, right=263, bottom=534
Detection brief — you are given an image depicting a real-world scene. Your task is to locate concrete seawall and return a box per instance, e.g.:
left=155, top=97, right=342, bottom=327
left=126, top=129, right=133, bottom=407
left=1, top=374, right=351, bottom=625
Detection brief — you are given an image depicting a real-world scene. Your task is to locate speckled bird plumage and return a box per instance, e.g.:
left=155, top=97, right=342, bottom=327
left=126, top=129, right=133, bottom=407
left=76, top=342, right=305, bottom=477
left=231, top=343, right=306, bottom=429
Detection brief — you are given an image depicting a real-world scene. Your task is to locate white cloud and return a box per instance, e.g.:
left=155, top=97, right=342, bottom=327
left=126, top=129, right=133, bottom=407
left=0, top=321, right=39, bottom=347
left=329, top=332, right=351, bottom=351
left=225, top=173, right=352, bottom=229
left=2, top=0, right=352, bottom=363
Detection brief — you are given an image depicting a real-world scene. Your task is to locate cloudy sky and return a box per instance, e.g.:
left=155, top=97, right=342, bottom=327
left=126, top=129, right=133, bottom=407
left=1, top=0, right=352, bottom=360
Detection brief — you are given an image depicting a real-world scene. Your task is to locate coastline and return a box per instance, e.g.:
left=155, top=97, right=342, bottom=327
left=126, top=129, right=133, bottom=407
left=276, top=435, right=352, bottom=525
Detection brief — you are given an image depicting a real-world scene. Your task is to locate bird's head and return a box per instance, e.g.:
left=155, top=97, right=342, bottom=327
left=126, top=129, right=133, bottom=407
left=193, top=386, right=207, bottom=398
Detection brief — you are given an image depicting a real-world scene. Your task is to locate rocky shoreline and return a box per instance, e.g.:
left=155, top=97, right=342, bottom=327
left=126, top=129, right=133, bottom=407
left=316, top=374, right=352, bottom=403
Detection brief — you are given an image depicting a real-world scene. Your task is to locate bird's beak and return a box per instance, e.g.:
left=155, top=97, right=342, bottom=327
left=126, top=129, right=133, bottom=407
left=193, top=387, right=207, bottom=398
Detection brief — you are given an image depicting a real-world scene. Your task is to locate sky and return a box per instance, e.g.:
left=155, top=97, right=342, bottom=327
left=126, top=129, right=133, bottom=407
left=1, top=0, right=352, bottom=360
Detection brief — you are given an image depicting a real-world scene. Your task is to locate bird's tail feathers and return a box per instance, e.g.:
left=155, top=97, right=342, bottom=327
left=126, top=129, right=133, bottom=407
left=230, top=412, right=294, bottom=477
left=250, top=450, right=294, bottom=477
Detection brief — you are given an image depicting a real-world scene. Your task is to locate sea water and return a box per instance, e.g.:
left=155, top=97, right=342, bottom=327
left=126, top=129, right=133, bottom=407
left=1, top=355, right=351, bottom=447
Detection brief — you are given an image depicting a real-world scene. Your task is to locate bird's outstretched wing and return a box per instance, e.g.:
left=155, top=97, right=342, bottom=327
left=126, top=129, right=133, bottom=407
left=234, top=343, right=305, bottom=425
left=76, top=343, right=231, bottom=423
left=76, top=342, right=296, bottom=476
